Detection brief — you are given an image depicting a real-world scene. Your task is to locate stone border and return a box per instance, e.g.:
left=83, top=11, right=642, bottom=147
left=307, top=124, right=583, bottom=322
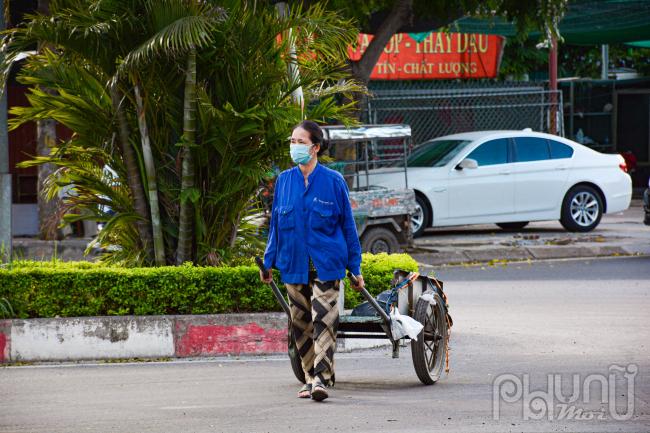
left=0, top=313, right=289, bottom=363
left=411, top=245, right=638, bottom=267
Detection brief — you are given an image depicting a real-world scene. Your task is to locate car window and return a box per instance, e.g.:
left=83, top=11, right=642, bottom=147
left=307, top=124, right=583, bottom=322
left=514, top=137, right=551, bottom=162
left=405, top=139, right=471, bottom=167
left=548, top=140, right=574, bottom=159
left=466, top=138, right=509, bottom=166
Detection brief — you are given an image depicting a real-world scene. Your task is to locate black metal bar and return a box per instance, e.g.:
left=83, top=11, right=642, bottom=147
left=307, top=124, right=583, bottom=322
left=337, top=333, right=390, bottom=339
left=347, top=272, right=391, bottom=326
left=255, top=257, right=291, bottom=317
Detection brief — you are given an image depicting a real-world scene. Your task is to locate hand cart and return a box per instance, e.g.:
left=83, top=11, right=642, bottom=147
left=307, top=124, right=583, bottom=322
left=256, top=257, right=452, bottom=386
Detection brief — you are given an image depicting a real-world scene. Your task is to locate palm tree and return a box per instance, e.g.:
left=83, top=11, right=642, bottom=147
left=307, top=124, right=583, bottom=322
left=133, top=82, right=165, bottom=265
left=2, top=0, right=363, bottom=266
left=34, top=0, right=61, bottom=240
left=112, top=0, right=224, bottom=264
left=0, top=0, right=157, bottom=259
left=177, top=48, right=197, bottom=264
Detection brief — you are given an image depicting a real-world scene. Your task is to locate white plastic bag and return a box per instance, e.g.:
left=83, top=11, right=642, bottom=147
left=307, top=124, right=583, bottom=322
left=390, top=308, right=424, bottom=341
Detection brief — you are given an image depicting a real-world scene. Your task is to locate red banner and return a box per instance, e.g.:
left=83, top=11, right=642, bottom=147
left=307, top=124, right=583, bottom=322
left=348, top=32, right=505, bottom=80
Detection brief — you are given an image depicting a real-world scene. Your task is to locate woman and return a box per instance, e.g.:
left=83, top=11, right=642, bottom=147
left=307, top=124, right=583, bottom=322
left=260, top=120, right=364, bottom=402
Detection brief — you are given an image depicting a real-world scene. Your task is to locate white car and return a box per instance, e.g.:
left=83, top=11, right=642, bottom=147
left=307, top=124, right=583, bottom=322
left=365, top=130, right=632, bottom=236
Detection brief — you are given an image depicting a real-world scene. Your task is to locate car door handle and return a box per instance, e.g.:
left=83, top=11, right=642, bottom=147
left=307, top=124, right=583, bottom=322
left=557, top=165, right=568, bottom=170
left=499, top=171, right=511, bottom=175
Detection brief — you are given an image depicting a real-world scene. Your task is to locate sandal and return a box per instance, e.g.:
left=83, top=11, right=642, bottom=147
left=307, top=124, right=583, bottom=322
left=311, top=381, right=328, bottom=402
left=297, top=383, right=312, bottom=399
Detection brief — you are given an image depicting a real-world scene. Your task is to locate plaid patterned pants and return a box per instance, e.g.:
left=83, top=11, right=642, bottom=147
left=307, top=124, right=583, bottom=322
left=285, top=277, right=340, bottom=387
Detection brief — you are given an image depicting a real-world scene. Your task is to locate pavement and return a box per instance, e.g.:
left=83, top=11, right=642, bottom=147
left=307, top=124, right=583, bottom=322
left=2, top=256, right=648, bottom=433
left=410, top=199, right=650, bottom=272
left=11, top=201, right=649, bottom=266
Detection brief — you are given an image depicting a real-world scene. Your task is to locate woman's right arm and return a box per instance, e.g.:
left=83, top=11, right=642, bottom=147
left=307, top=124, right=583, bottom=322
left=261, top=174, right=281, bottom=281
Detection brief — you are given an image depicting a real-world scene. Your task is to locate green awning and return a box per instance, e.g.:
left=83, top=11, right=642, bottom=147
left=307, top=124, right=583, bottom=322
left=626, top=40, right=650, bottom=48
left=450, top=0, right=650, bottom=45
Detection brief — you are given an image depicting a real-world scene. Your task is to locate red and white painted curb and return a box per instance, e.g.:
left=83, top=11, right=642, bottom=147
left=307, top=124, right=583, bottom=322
left=0, top=312, right=389, bottom=363
left=0, top=313, right=289, bottom=363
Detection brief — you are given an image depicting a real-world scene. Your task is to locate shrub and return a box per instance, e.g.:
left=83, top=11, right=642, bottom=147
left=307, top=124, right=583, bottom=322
left=0, top=253, right=418, bottom=318
left=342, top=253, right=418, bottom=308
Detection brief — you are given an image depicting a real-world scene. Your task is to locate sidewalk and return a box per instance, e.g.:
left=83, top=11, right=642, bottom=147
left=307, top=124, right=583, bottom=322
left=11, top=202, right=649, bottom=267
left=410, top=200, right=649, bottom=272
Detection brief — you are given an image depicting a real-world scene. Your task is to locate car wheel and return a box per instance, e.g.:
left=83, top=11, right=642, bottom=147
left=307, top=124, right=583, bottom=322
left=412, top=195, right=430, bottom=238
left=496, top=222, right=529, bottom=230
left=643, top=188, right=650, bottom=226
left=560, top=185, right=603, bottom=232
left=361, top=227, right=400, bottom=254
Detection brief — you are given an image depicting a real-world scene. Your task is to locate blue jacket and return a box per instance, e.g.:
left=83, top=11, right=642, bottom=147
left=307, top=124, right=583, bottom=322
left=263, top=163, right=362, bottom=284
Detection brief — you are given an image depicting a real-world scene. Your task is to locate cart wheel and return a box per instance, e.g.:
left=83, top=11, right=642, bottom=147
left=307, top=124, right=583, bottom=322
left=288, top=328, right=306, bottom=384
left=411, top=294, right=448, bottom=385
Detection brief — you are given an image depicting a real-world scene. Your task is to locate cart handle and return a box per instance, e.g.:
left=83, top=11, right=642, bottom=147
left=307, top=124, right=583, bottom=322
left=255, top=257, right=270, bottom=279
left=255, top=257, right=290, bottom=317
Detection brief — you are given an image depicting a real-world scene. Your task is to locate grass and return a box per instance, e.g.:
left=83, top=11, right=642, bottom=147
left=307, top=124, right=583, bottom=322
left=0, top=298, right=14, bottom=319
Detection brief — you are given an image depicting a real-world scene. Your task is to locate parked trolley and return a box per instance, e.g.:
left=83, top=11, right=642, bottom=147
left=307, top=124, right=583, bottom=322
left=321, top=124, right=416, bottom=254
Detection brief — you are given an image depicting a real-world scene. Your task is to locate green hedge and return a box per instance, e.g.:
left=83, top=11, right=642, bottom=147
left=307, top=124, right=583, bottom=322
left=0, top=253, right=417, bottom=319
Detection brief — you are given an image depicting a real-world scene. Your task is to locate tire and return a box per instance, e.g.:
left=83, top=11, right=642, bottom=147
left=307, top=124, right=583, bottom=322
left=560, top=185, right=603, bottom=232
left=288, top=327, right=306, bottom=384
left=496, top=222, right=529, bottom=230
left=360, top=227, right=400, bottom=254
left=411, top=195, right=430, bottom=238
left=411, top=294, right=448, bottom=385
left=643, top=188, right=650, bottom=226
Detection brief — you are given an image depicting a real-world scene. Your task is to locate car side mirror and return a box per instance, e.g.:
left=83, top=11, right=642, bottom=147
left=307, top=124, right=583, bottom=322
left=455, top=158, right=478, bottom=170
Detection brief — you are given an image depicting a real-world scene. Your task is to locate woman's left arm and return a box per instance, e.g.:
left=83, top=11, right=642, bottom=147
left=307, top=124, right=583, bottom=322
left=336, top=177, right=362, bottom=278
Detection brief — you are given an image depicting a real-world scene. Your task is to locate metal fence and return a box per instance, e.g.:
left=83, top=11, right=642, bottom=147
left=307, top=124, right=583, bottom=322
left=363, top=82, right=564, bottom=145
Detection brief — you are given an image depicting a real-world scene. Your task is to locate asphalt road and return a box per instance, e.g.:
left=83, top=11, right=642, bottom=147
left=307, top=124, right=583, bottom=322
left=1, top=256, right=649, bottom=433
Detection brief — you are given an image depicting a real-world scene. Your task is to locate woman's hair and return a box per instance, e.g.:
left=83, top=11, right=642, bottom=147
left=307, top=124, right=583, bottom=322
left=295, top=120, right=328, bottom=156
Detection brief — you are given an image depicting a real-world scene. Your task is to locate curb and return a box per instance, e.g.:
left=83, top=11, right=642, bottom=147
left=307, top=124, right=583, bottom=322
left=410, top=245, right=645, bottom=267
left=0, top=313, right=288, bottom=363
left=0, top=313, right=390, bottom=364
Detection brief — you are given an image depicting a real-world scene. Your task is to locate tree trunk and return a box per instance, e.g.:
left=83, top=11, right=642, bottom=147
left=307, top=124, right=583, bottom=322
left=349, top=0, right=466, bottom=85
left=36, top=0, right=61, bottom=240
left=350, top=0, right=413, bottom=85
left=176, top=50, right=196, bottom=265
left=110, top=85, right=154, bottom=261
left=36, top=116, right=61, bottom=239
left=134, top=83, right=165, bottom=266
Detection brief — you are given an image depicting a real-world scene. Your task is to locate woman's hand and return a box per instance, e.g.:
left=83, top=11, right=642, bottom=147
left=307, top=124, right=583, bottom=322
left=351, top=274, right=365, bottom=291
left=259, top=269, right=273, bottom=283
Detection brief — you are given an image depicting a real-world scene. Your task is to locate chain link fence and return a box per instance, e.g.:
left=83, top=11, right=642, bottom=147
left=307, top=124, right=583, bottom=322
left=363, top=81, right=564, bottom=145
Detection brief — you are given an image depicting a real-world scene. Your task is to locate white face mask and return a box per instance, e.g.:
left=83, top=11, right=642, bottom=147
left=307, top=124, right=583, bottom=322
left=290, top=144, right=314, bottom=165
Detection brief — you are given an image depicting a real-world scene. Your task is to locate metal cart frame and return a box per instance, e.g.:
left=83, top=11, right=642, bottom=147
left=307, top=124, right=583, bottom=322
left=256, top=264, right=451, bottom=386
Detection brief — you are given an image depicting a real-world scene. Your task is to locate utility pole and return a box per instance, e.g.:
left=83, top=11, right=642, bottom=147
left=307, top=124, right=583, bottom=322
left=548, top=34, right=558, bottom=136
left=0, top=0, right=12, bottom=262
left=601, top=44, right=609, bottom=80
